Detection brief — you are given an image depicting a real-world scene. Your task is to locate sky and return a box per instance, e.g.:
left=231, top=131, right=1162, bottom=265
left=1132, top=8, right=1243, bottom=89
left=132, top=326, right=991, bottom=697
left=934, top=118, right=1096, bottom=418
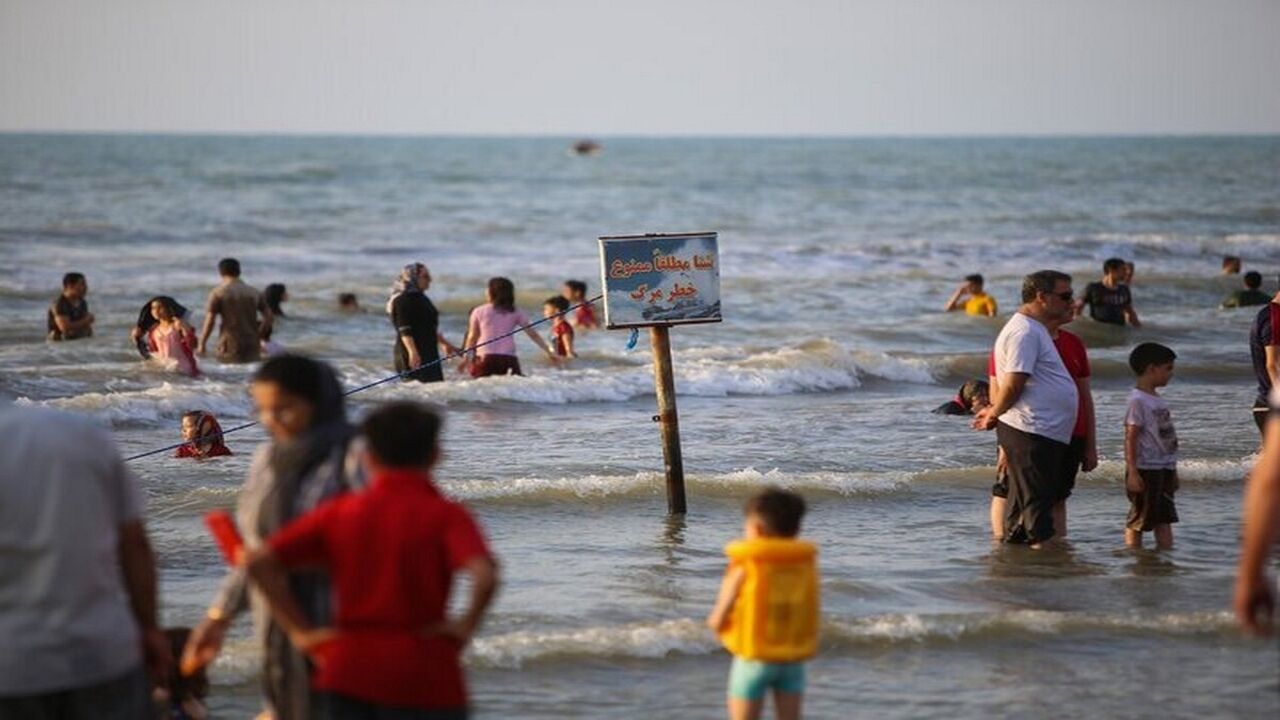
left=2, top=0, right=1277, bottom=136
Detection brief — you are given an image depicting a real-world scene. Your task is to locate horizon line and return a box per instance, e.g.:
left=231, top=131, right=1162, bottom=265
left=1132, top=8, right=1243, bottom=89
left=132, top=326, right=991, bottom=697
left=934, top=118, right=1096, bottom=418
left=2, top=129, right=1278, bottom=141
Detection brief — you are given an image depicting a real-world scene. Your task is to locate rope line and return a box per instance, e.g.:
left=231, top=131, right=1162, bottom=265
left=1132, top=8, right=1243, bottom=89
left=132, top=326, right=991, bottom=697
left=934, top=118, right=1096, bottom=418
left=123, top=295, right=604, bottom=462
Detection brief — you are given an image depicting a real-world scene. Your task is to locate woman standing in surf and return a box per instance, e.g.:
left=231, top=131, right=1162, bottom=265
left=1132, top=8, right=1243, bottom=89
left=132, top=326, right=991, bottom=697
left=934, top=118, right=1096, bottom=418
left=388, top=263, right=460, bottom=383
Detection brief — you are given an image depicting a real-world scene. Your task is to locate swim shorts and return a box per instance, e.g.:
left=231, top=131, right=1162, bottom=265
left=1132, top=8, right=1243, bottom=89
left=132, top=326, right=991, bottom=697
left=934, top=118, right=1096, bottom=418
left=1126, top=468, right=1179, bottom=532
left=728, top=658, right=806, bottom=701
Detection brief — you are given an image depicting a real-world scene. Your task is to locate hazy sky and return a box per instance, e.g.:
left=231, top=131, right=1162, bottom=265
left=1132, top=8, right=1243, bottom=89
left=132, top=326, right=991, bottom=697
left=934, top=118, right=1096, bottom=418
left=2, top=0, right=1277, bottom=136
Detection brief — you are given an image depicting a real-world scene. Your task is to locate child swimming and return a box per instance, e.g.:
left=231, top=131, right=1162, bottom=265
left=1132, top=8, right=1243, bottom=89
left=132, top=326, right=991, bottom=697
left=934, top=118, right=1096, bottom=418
left=544, top=296, right=576, bottom=360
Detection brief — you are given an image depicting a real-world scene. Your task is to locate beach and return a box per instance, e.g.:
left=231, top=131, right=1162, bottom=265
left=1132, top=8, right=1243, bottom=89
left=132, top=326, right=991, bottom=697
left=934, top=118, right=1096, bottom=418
left=1, top=134, right=1278, bottom=718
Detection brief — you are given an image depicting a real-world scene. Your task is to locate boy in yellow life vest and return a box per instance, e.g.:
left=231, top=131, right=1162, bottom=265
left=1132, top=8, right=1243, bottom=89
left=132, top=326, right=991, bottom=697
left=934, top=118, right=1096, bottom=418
left=707, top=488, right=819, bottom=720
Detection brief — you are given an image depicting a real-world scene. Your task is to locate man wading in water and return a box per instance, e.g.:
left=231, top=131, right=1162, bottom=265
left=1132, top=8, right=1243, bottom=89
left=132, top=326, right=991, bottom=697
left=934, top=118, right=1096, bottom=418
left=973, top=270, right=1079, bottom=547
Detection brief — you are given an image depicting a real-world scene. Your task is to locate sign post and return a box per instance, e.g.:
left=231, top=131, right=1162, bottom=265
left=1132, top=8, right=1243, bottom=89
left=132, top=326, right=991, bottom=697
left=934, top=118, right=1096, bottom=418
left=599, top=232, right=721, bottom=515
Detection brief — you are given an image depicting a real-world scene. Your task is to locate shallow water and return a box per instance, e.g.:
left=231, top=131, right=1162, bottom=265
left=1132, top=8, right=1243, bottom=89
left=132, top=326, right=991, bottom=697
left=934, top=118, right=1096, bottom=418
left=2, top=135, right=1279, bottom=718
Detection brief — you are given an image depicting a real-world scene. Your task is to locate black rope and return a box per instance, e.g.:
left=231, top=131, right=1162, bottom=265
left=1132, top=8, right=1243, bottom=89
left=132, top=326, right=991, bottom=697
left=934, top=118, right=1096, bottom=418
left=123, top=295, right=603, bottom=462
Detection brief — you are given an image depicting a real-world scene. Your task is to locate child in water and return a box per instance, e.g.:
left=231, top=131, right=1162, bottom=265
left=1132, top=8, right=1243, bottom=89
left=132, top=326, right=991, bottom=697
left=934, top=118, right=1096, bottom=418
left=175, top=410, right=233, bottom=459
left=562, top=280, right=599, bottom=329
left=707, top=488, right=819, bottom=720
left=145, top=297, right=201, bottom=377
left=459, top=277, right=560, bottom=377
left=544, top=296, right=576, bottom=360
left=1124, top=343, right=1179, bottom=549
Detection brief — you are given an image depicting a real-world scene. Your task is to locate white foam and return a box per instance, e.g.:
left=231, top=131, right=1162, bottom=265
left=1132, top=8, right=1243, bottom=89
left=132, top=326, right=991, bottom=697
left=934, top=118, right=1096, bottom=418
left=469, top=619, right=713, bottom=669
left=441, top=467, right=910, bottom=502
left=17, top=380, right=251, bottom=426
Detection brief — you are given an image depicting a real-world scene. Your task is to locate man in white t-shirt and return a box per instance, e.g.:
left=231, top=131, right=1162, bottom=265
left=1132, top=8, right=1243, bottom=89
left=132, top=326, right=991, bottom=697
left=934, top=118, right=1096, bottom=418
left=974, top=270, right=1079, bottom=545
left=0, top=403, right=170, bottom=718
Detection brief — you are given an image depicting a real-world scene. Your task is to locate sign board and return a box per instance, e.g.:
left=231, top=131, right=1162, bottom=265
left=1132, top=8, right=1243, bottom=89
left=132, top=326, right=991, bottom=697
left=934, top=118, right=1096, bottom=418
left=598, top=232, right=722, bottom=329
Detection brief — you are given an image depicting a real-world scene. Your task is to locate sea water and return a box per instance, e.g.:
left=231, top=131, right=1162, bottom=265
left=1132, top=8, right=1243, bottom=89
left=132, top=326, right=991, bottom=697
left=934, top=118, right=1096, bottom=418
left=1, top=135, right=1278, bottom=718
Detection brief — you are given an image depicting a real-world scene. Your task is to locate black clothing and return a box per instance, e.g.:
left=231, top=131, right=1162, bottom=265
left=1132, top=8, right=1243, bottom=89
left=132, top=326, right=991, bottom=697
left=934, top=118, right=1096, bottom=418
left=391, top=292, right=443, bottom=383
left=1249, top=303, right=1278, bottom=405
left=932, top=400, right=968, bottom=415
left=46, top=296, right=91, bottom=341
left=1081, top=282, right=1131, bottom=326
left=996, top=422, right=1068, bottom=544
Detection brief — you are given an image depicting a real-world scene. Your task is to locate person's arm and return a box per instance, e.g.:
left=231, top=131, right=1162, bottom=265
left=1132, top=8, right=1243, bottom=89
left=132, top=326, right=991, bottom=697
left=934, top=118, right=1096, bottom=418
left=1124, top=423, right=1144, bottom=493
left=434, top=556, right=499, bottom=645
left=523, top=325, right=560, bottom=363
left=258, top=304, right=275, bottom=341
left=53, top=305, right=95, bottom=334
left=457, top=315, right=479, bottom=371
left=1266, top=346, right=1280, bottom=389
left=400, top=335, right=423, bottom=369
left=1235, top=414, right=1280, bottom=635
left=1078, top=376, right=1098, bottom=471
left=246, top=547, right=334, bottom=651
left=119, top=520, right=172, bottom=681
left=563, top=330, right=576, bottom=359
left=437, top=331, right=459, bottom=356
left=983, top=299, right=997, bottom=318
left=972, top=372, right=1028, bottom=431
left=706, top=565, right=746, bottom=632
left=1125, top=305, right=1142, bottom=328
left=197, top=298, right=217, bottom=355
left=943, top=285, right=968, bottom=312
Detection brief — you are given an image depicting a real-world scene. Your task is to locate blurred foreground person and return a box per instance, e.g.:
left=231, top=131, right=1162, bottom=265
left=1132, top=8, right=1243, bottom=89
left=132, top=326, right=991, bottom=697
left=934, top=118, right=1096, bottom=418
left=0, top=403, right=169, bottom=718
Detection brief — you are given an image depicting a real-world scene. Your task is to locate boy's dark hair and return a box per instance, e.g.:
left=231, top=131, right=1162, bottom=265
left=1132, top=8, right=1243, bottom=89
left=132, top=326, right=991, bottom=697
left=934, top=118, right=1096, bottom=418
left=564, top=280, right=587, bottom=297
left=61, top=272, right=85, bottom=288
left=1129, top=342, right=1176, bottom=375
left=965, top=274, right=984, bottom=286
left=545, top=295, right=570, bottom=312
left=488, top=277, right=516, bottom=312
left=1223, top=255, right=1241, bottom=270
left=1103, top=257, right=1127, bottom=274
left=362, top=401, right=441, bottom=467
left=1020, top=270, right=1072, bottom=303
left=338, top=292, right=358, bottom=307
left=181, top=410, right=202, bottom=422
left=1245, top=271, right=1262, bottom=289
left=218, top=258, right=241, bottom=277
left=745, top=487, right=806, bottom=537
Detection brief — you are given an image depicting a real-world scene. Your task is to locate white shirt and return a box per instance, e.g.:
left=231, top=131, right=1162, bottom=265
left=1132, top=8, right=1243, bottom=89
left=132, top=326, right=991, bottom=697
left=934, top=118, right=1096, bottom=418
left=0, top=405, right=144, bottom=694
left=992, top=312, right=1079, bottom=444
left=1125, top=389, right=1178, bottom=469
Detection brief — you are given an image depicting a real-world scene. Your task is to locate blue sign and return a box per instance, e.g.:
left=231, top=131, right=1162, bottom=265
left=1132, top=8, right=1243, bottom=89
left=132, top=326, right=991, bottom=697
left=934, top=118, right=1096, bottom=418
left=598, top=232, right=722, bottom=329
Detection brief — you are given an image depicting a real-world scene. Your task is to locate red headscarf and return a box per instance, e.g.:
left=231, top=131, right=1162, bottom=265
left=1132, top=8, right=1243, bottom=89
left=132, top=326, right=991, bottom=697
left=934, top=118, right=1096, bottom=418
left=175, top=412, right=233, bottom=458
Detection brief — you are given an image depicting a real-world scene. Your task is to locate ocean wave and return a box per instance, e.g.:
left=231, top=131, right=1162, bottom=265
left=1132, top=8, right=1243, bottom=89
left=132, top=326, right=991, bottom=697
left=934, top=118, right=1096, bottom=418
left=17, top=381, right=252, bottom=427
left=442, top=468, right=910, bottom=503
left=465, top=610, right=1235, bottom=669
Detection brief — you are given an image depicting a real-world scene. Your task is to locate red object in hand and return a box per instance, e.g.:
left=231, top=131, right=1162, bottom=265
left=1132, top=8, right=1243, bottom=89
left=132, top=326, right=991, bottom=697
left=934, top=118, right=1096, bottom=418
left=204, top=510, right=244, bottom=566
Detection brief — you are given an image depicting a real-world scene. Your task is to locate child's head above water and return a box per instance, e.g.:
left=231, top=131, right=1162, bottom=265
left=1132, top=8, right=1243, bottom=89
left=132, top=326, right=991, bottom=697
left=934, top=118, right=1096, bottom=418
left=544, top=295, right=570, bottom=319
left=181, top=410, right=203, bottom=441
left=1129, top=342, right=1176, bottom=386
left=562, top=280, right=587, bottom=302
left=743, top=487, right=807, bottom=539
left=361, top=401, right=442, bottom=471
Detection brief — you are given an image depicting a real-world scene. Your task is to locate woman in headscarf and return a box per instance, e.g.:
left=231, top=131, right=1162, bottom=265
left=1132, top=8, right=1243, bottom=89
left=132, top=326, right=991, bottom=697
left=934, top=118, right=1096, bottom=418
left=181, top=355, right=364, bottom=720
left=387, top=263, right=460, bottom=383
left=175, top=410, right=233, bottom=458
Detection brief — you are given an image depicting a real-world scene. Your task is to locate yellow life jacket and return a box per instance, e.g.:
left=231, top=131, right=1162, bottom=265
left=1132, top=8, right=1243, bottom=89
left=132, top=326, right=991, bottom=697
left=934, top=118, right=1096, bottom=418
left=718, top=537, right=820, bottom=662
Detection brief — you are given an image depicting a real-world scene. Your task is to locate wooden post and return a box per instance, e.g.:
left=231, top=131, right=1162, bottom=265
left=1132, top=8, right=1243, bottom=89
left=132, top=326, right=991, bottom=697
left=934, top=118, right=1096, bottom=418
left=650, top=325, right=687, bottom=515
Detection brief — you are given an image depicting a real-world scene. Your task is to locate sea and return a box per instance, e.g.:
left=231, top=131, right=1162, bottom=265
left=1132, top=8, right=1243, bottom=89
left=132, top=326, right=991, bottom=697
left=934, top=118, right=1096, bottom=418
left=1, top=134, right=1278, bottom=718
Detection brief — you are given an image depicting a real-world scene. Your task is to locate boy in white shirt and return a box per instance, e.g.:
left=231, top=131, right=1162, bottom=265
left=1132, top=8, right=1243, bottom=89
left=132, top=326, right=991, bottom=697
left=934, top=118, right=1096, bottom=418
left=1124, top=343, right=1179, bottom=549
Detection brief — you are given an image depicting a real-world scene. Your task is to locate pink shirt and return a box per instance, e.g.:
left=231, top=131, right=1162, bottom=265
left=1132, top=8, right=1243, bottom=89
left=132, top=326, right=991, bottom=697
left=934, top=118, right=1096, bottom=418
left=469, top=304, right=529, bottom=357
